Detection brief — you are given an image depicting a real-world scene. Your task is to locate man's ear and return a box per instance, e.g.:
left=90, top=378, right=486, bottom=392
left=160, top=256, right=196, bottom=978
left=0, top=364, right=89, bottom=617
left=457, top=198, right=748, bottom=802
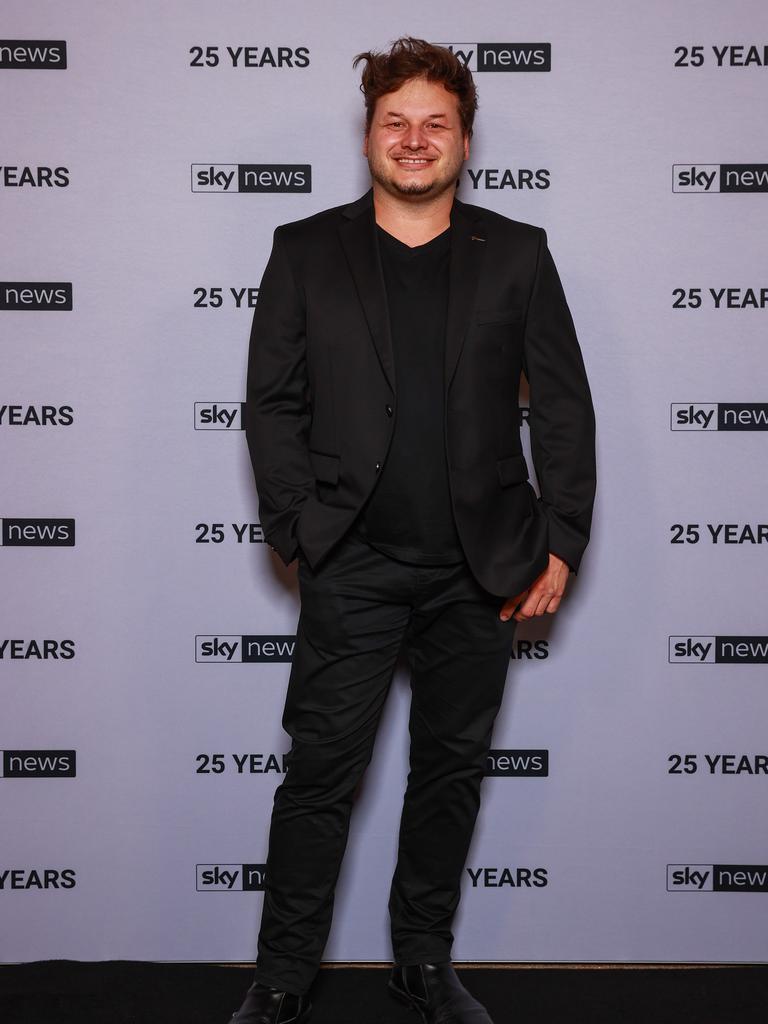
left=463, top=133, right=470, bottom=160
left=363, top=133, right=369, bottom=157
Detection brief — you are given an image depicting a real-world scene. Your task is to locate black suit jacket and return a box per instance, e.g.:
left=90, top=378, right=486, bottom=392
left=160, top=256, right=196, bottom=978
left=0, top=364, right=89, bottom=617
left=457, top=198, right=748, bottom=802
left=245, top=187, right=596, bottom=598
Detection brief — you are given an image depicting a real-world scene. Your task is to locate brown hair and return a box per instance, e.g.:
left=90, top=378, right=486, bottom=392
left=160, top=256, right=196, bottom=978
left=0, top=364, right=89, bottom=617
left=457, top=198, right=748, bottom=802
left=352, top=36, right=478, bottom=139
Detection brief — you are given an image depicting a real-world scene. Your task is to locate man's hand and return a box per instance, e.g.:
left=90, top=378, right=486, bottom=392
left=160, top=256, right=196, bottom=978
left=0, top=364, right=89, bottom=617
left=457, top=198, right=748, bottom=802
left=500, top=552, right=570, bottom=622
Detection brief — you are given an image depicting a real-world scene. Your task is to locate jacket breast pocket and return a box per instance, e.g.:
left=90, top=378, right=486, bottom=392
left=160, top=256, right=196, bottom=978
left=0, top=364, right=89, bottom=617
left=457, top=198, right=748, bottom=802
left=309, top=449, right=340, bottom=486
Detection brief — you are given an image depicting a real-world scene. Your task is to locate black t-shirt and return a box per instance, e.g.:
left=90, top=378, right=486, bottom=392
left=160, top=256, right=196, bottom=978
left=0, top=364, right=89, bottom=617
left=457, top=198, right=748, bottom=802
left=353, top=223, right=465, bottom=565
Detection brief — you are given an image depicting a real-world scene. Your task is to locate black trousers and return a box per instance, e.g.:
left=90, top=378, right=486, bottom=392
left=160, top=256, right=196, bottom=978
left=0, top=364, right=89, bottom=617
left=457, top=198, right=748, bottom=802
left=252, top=527, right=518, bottom=995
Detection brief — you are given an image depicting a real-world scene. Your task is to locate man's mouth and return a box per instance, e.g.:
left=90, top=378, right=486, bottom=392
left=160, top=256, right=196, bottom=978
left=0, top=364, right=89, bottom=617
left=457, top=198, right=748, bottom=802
left=394, top=157, right=434, bottom=167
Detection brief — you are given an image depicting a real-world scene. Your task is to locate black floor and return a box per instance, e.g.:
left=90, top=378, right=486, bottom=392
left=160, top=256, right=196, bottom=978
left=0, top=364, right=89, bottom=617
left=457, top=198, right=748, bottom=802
left=1, top=961, right=767, bottom=1024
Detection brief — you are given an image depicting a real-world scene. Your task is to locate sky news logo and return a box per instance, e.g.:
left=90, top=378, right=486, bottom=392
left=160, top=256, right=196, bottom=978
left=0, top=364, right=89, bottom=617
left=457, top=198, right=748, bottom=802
left=673, top=164, right=768, bottom=192
left=1, top=518, right=75, bottom=546
left=196, top=635, right=295, bottom=662
left=196, top=864, right=267, bottom=891
left=672, top=403, right=768, bottom=430
left=669, top=636, right=768, bottom=664
left=485, top=749, right=548, bottom=776
left=439, top=43, right=550, bottom=71
left=191, top=164, right=310, bottom=193
left=194, top=402, right=244, bottom=430
left=0, top=282, right=72, bottom=310
left=1, top=750, right=76, bottom=778
left=0, top=40, right=67, bottom=69
left=667, top=864, right=768, bottom=892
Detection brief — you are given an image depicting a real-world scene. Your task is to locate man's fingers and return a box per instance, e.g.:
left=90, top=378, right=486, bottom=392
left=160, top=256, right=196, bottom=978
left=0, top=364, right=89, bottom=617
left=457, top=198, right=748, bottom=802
left=512, top=594, right=536, bottom=621
left=533, top=592, right=556, bottom=617
left=503, top=567, right=568, bottom=621
left=500, top=589, right=528, bottom=620
left=513, top=585, right=563, bottom=620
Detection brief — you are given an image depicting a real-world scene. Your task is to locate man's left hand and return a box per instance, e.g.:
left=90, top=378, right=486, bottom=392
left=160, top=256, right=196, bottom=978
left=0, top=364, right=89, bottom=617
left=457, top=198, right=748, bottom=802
left=500, top=552, right=570, bottom=622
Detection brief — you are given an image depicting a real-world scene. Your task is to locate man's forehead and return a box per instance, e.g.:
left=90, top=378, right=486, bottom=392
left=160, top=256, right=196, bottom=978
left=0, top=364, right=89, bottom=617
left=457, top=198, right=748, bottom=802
left=374, top=81, right=459, bottom=118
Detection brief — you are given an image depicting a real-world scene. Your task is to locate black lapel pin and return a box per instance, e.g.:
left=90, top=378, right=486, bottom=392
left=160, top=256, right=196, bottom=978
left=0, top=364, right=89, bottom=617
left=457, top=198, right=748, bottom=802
left=470, top=235, right=486, bottom=242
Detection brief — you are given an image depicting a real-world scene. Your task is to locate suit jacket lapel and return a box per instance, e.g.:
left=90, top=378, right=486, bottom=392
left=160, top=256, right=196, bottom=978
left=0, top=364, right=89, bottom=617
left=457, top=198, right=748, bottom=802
left=445, top=196, right=486, bottom=392
left=338, top=187, right=487, bottom=396
left=338, top=189, right=396, bottom=392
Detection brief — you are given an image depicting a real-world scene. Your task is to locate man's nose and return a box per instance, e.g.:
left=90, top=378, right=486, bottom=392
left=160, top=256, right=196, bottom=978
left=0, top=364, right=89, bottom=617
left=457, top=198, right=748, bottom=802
left=403, top=128, right=427, bottom=149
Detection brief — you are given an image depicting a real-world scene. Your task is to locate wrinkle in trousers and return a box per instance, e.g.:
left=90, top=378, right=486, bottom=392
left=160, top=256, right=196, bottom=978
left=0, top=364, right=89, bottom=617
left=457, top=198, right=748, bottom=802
left=252, top=529, right=518, bottom=995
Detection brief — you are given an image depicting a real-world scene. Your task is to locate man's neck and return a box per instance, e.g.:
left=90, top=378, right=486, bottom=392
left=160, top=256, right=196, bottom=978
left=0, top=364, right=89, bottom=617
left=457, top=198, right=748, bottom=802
left=371, top=184, right=455, bottom=248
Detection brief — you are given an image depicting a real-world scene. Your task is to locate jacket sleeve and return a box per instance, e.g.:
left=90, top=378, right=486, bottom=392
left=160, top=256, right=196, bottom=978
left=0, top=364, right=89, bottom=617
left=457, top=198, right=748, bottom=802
left=244, top=225, right=314, bottom=566
left=522, top=228, right=596, bottom=574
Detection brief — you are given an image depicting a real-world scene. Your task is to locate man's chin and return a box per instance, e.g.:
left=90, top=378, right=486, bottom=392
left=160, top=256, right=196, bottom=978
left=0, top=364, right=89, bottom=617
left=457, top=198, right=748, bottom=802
left=369, top=163, right=460, bottom=201
left=376, top=174, right=442, bottom=199
left=392, top=180, right=436, bottom=196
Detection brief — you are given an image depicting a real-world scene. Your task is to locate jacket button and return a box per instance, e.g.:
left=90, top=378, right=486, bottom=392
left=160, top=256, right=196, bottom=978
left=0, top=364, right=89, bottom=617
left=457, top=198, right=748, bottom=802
left=385, top=404, right=393, bottom=416
left=374, top=461, right=381, bottom=472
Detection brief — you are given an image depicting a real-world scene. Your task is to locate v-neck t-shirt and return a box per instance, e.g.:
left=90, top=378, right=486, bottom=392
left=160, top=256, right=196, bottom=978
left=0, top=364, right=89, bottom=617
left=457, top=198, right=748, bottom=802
left=353, top=223, right=465, bottom=565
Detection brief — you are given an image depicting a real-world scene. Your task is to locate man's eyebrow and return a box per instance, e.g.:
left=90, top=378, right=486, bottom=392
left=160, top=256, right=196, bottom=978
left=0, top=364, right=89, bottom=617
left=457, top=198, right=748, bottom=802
left=383, top=111, right=449, bottom=119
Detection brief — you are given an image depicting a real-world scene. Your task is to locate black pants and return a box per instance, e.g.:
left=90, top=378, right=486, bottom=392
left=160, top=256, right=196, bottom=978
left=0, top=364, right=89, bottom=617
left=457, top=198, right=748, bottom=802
left=252, top=528, right=517, bottom=995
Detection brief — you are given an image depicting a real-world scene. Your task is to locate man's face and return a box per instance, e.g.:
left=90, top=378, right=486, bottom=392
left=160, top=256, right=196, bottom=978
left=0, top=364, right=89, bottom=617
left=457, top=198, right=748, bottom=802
left=363, top=77, right=469, bottom=201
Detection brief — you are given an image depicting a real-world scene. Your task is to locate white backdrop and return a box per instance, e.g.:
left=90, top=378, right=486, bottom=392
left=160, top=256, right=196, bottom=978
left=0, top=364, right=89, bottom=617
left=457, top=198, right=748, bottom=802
left=2, top=0, right=768, bottom=965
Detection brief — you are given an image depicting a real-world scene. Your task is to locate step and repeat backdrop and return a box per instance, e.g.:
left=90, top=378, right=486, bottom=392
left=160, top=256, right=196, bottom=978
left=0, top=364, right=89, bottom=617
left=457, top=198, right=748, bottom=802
left=2, top=1, right=767, bottom=965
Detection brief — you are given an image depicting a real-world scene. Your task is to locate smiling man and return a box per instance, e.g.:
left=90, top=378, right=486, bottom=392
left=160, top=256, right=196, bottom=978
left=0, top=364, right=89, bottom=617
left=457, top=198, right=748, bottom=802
left=232, top=36, right=596, bottom=1024
left=364, top=78, right=468, bottom=204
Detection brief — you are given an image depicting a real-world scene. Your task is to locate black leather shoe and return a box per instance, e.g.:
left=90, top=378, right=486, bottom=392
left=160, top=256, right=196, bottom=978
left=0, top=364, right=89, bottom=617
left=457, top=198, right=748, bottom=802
left=228, top=980, right=312, bottom=1023
left=389, top=962, right=493, bottom=1023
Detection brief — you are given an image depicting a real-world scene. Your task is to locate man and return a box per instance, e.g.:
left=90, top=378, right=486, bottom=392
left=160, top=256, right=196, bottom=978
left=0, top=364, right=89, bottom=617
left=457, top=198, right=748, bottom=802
left=231, top=36, right=596, bottom=1024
